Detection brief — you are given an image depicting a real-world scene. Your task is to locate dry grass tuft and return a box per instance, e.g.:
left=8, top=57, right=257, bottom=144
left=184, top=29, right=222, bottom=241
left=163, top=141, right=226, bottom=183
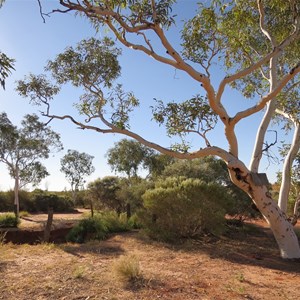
left=112, top=253, right=142, bottom=284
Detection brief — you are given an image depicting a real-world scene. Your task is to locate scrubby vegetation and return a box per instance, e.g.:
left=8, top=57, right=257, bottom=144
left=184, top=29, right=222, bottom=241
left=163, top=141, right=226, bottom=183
left=0, top=189, right=74, bottom=213
left=138, top=177, right=232, bottom=242
left=0, top=212, right=19, bottom=228
left=66, top=211, right=132, bottom=243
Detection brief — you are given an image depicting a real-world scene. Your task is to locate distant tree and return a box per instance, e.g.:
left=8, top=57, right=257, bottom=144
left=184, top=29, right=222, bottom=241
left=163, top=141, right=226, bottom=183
left=0, top=113, right=62, bottom=217
left=106, top=139, right=154, bottom=179
left=106, top=139, right=171, bottom=217
left=87, top=176, right=125, bottom=215
left=60, top=149, right=95, bottom=203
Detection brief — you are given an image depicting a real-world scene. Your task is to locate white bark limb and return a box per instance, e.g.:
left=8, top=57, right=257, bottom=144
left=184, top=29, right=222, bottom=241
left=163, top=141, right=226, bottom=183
left=249, top=54, right=278, bottom=172
left=278, top=122, right=300, bottom=212
left=249, top=100, right=277, bottom=172
left=227, top=162, right=300, bottom=259
left=252, top=185, right=300, bottom=259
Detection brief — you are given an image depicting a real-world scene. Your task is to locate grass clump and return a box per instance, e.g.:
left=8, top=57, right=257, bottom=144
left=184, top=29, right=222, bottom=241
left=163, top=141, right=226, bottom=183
left=73, top=265, right=86, bottom=279
left=19, top=211, right=30, bottom=218
left=112, top=254, right=142, bottom=284
left=0, top=213, right=20, bottom=228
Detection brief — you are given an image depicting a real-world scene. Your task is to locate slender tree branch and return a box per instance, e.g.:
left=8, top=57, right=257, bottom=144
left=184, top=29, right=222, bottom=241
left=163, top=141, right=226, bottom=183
left=257, top=0, right=276, bottom=44
left=232, top=62, right=300, bottom=125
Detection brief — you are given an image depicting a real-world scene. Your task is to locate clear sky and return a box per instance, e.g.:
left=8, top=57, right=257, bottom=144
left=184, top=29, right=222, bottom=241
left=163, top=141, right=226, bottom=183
left=0, top=0, right=286, bottom=191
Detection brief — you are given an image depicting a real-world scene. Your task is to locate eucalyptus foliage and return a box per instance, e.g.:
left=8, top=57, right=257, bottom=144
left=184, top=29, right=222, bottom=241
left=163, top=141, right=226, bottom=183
left=0, top=52, right=15, bottom=90
left=19, top=0, right=300, bottom=258
left=60, top=149, right=95, bottom=197
left=0, top=112, right=62, bottom=215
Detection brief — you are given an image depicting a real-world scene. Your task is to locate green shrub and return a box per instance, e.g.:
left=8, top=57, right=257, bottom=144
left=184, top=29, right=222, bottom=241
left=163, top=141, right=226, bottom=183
left=99, top=211, right=130, bottom=233
left=139, top=177, right=232, bottom=242
left=0, top=213, right=20, bottom=228
left=127, top=213, right=142, bottom=229
left=66, top=217, right=108, bottom=243
left=30, top=190, right=74, bottom=213
left=67, top=211, right=132, bottom=243
left=19, top=211, right=30, bottom=218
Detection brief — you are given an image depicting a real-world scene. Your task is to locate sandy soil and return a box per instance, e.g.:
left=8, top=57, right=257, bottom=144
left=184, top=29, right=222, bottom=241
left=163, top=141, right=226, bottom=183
left=17, top=209, right=90, bottom=230
left=1, top=217, right=300, bottom=300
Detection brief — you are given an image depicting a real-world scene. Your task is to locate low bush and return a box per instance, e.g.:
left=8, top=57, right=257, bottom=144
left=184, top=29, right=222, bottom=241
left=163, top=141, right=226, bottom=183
left=138, top=177, right=232, bottom=242
left=66, top=217, right=108, bottom=243
left=67, top=211, right=132, bottom=243
left=0, top=213, right=20, bottom=228
left=100, top=211, right=130, bottom=233
left=0, top=190, right=74, bottom=214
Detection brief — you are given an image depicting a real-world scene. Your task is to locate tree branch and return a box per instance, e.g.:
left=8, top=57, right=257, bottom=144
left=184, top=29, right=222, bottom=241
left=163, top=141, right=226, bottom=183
left=257, top=0, right=276, bottom=44
left=232, top=62, right=300, bottom=125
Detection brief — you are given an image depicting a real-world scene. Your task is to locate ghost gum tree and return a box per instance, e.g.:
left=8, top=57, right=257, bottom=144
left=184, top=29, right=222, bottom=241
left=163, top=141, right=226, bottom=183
left=0, top=113, right=62, bottom=217
left=18, top=0, right=300, bottom=258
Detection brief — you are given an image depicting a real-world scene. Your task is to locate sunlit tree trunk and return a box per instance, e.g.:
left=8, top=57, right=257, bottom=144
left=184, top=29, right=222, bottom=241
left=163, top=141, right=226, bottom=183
left=278, top=122, right=300, bottom=213
left=228, top=164, right=300, bottom=258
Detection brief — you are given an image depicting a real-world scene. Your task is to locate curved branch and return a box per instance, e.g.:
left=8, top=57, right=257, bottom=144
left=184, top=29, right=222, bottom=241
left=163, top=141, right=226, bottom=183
left=232, top=62, right=300, bottom=125
left=257, top=0, right=276, bottom=44
left=217, top=18, right=300, bottom=105
left=44, top=111, right=236, bottom=164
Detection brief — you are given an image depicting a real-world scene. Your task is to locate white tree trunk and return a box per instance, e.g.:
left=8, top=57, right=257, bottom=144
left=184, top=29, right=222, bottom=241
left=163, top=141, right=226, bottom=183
left=14, top=168, right=20, bottom=218
left=250, top=184, right=300, bottom=258
left=278, top=122, right=300, bottom=213
left=249, top=100, right=277, bottom=172
left=228, top=164, right=300, bottom=259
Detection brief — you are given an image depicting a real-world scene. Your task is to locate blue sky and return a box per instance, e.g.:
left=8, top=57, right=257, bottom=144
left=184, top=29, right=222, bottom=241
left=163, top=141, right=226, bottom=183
left=0, top=0, right=285, bottom=191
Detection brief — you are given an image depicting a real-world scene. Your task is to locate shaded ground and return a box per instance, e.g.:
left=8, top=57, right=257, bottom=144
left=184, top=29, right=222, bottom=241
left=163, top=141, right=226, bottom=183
left=1, top=209, right=89, bottom=244
left=1, top=217, right=300, bottom=300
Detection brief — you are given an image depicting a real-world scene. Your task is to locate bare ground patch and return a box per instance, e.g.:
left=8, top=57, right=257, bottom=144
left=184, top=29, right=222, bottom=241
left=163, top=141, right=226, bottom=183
left=1, top=222, right=300, bottom=300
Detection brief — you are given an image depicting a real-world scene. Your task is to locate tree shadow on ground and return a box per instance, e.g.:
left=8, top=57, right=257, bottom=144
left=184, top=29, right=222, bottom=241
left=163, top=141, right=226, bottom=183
left=161, top=223, right=300, bottom=274
left=59, top=237, right=126, bottom=258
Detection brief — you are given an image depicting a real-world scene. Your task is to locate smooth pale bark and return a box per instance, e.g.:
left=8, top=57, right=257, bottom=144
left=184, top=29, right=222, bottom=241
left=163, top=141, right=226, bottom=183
left=250, top=185, right=300, bottom=258
left=13, top=168, right=20, bottom=218
left=228, top=164, right=300, bottom=258
left=278, top=123, right=300, bottom=213
left=249, top=54, right=278, bottom=173
left=249, top=100, right=277, bottom=172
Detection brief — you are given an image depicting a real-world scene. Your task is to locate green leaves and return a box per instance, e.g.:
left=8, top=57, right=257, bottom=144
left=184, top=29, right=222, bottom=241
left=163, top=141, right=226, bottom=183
left=109, top=84, right=139, bottom=129
left=106, top=138, right=154, bottom=178
left=16, top=74, right=60, bottom=106
left=0, top=52, right=15, bottom=90
left=152, top=95, right=218, bottom=138
left=46, top=37, right=121, bottom=88
left=0, top=113, right=62, bottom=188
left=60, top=149, right=95, bottom=192
left=181, top=4, right=223, bottom=68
